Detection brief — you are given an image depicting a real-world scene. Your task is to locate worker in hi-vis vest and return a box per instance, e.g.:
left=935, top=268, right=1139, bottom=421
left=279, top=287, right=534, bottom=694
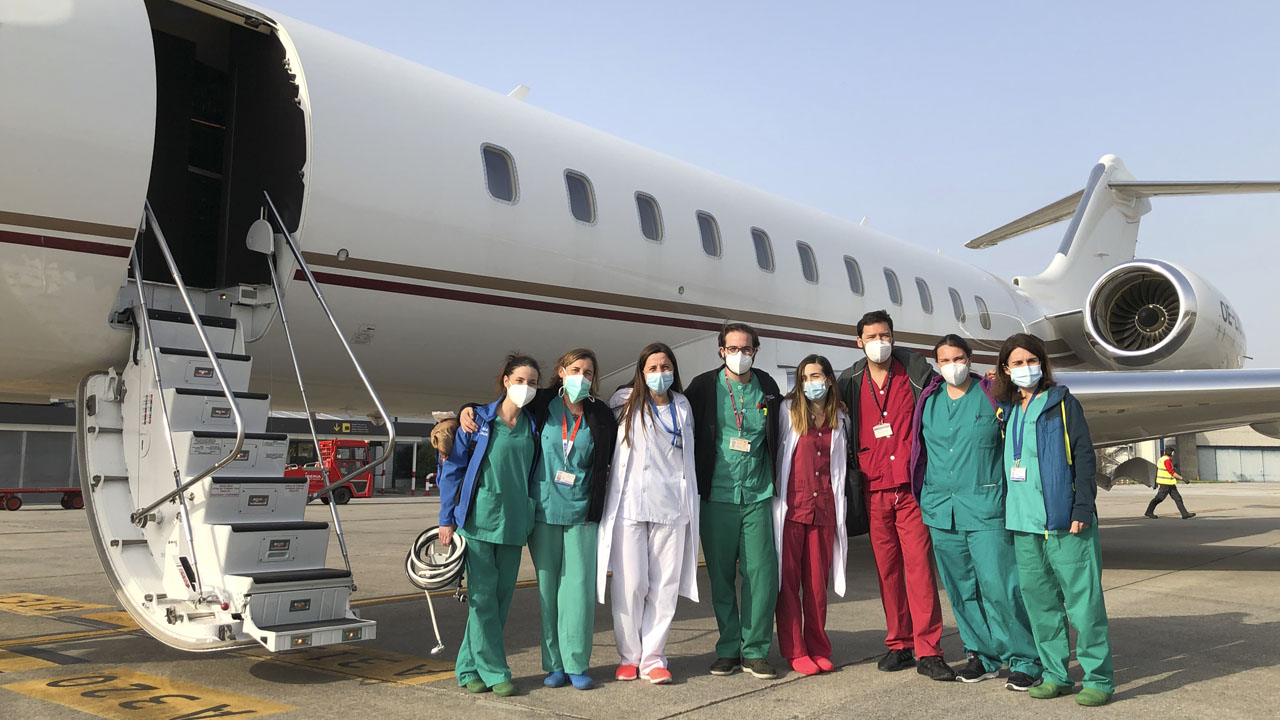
left=1145, top=447, right=1196, bottom=520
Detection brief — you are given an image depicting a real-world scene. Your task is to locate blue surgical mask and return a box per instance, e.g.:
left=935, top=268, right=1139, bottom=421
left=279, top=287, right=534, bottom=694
left=1010, top=364, right=1043, bottom=389
left=562, top=374, right=592, bottom=403
left=803, top=380, right=828, bottom=400
left=645, top=371, right=674, bottom=394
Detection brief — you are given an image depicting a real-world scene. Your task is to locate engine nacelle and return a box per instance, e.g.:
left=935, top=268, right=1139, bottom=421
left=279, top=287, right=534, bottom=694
left=1083, top=259, right=1246, bottom=369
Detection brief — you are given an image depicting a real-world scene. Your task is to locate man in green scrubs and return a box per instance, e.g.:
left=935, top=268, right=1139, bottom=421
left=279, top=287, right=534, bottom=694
left=685, top=324, right=782, bottom=679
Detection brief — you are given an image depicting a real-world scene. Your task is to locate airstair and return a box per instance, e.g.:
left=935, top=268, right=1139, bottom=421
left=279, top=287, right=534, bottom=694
left=78, top=196, right=393, bottom=652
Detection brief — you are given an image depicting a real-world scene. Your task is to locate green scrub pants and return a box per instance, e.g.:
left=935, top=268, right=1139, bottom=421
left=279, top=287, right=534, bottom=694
left=929, top=526, right=1041, bottom=676
left=454, top=536, right=523, bottom=687
left=528, top=521, right=598, bottom=674
left=700, top=499, right=778, bottom=660
left=1012, top=527, right=1115, bottom=693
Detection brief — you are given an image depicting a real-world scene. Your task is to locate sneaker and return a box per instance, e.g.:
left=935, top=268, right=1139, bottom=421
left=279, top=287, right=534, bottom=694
left=1028, top=681, right=1073, bottom=699
left=615, top=664, right=639, bottom=681
left=1005, top=671, right=1041, bottom=691
left=1182, top=512, right=1197, bottom=519
left=492, top=681, right=518, bottom=697
left=743, top=657, right=777, bottom=679
left=813, top=656, right=835, bottom=673
left=790, top=656, right=820, bottom=676
left=543, top=670, right=567, bottom=688
left=1076, top=687, right=1112, bottom=706
left=568, top=673, right=594, bottom=690
left=876, top=649, right=916, bottom=672
left=916, top=655, right=956, bottom=681
left=709, top=657, right=741, bottom=676
left=1144, top=512, right=1158, bottom=519
left=955, top=654, right=999, bottom=683
left=643, top=668, right=673, bottom=685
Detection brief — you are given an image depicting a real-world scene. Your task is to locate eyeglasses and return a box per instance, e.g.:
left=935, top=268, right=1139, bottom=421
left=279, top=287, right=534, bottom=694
left=722, top=346, right=758, bottom=356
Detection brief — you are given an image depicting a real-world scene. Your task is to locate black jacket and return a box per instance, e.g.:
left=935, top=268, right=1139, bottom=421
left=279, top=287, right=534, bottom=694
left=684, top=365, right=782, bottom=500
left=835, top=346, right=938, bottom=536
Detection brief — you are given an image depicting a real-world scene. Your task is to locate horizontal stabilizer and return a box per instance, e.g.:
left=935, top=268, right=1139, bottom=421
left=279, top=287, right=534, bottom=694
left=965, top=190, right=1083, bottom=249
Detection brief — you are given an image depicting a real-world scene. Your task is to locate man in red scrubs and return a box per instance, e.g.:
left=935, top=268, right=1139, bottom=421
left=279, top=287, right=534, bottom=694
left=837, top=310, right=954, bottom=681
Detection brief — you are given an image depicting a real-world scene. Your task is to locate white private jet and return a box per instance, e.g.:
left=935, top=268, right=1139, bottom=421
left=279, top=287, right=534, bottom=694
left=3, top=0, right=1279, bottom=652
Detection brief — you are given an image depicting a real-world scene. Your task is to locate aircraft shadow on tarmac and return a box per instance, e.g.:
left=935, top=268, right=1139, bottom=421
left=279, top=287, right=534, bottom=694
left=1098, top=515, right=1280, bottom=572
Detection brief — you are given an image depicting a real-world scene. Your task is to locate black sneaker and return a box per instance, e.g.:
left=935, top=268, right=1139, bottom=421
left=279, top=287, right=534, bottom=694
left=709, top=657, right=741, bottom=676
left=1182, top=512, right=1197, bottom=519
left=1005, top=671, right=1041, bottom=691
left=917, top=655, right=956, bottom=681
left=743, top=657, right=777, bottom=679
left=877, top=649, right=916, bottom=672
left=955, top=654, right=999, bottom=683
left=1144, top=512, right=1158, bottom=519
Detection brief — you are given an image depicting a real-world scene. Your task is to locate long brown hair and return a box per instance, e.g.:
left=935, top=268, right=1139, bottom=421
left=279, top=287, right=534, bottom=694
left=620, top=342, right=684, bottom=447
left=993, top=333, right=1056, bottom=403
left=550, top=348, right=599, bottom=398
left=787, top=354, right=839, bottom=436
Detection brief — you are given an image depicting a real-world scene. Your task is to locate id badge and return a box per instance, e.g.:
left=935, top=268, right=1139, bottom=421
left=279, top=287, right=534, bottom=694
left=1010, top=466, right=1027, bottom=482
left=872, top=422, right=893, bottom=439
left=729, top=437, right=751, bottom=452
left=554, top=470, right=577, bottom=487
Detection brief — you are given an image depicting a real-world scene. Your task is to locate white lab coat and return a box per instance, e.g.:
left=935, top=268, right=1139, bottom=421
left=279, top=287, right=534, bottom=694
left=772, top=399, right=849, bottom=597
left=596, top=387, right=700, bottom=604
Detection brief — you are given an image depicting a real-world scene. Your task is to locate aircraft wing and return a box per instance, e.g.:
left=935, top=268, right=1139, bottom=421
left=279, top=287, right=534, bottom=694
left=1058, top=368, right=1280, bottom=445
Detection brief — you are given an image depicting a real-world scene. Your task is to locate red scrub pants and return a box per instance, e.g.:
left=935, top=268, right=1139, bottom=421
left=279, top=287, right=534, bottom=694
left=776, top=519, right=834, bottom=660
left=867, top=487, right=943, bottom=657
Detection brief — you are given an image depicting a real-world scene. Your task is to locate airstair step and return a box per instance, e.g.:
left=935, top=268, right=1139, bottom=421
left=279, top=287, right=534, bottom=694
left=192, top=430, right=289, bottom=441
left=249, top=617, right=375, bottom=651
left=157, top=346, right=251, bottom=362
left=146, top=308, right=238, bottom=330
left=235, top=568, right=352, bottom=585
left=227, top=521, right=329, bottom=533
left=211, top=476, right=297, bottom=485
left=173, top=388, right=268, bottom=400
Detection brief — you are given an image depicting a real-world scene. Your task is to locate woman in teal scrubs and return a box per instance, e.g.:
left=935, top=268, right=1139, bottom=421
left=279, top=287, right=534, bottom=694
left=996, top=334, right=1114, bottom=707
left=438, top=354, right=541, bottom=697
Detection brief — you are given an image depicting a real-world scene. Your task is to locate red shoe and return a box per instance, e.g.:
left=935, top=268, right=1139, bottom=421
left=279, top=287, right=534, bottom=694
left=643, top=667, right=673, bottom=685
left=791, top=656, right=820, bottom=676
left=615, top=664, right=639, bottom=681
left=814, top=657, right=835, bottom=673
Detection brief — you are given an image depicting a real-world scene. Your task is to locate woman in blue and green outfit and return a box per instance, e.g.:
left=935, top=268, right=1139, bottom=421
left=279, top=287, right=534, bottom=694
left=996, top=333, right=1114, bottom=707
left=438, top=353, right=542, bottom=697
left=458, top=348, right=616, bottom=690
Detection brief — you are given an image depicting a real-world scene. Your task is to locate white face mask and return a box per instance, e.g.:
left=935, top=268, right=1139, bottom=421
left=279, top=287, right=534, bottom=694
left=505, top=383, right=536, bottom=408
left=724, top=352, right=753, bottom=375
left=940, top=362, right=969, bottom=387
left=864, top=340, right=892, bottom=364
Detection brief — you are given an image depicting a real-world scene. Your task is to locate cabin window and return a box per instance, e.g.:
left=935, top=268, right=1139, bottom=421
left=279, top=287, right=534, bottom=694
left=884, top=268, right=902, bottom=305
left=797, top=242, right=819, bottom=283
left=916, top=277, right=933, bottom=314
left=636, top=192, right=663, bottom=242
left=751, top=228, right=775, bottom=272
left=948, top=287, right=966, bottom=322
left=481, top=145, right=517, bottom=203
left=975, top=295, right=992, bottom=329
left=844, top=256, right=864, bottom=295
left=697, top=211, right=721, bottom=257
left=565, top=170, right=595, bottom=223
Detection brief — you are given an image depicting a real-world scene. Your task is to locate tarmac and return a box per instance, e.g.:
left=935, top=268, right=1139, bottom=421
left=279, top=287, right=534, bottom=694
left=0, top=483, right=1277, bottom=719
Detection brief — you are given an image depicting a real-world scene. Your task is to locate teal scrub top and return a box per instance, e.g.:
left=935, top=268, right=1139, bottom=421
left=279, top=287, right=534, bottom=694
left=1004, top=392, right=1054, bottom=534
left=532, top=395, right=595, bottom=525
left=708, top=372, right=772, bottom=505
left=920, top=382, right=1006, bottom=531
left=461, top=412, right=536, bottom=546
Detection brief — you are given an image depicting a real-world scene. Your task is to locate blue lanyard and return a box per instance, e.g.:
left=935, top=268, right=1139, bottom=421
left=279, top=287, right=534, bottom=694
left=649, top=396, right=680, bottom=446
left=1011, top=391, right=1040, bottom=465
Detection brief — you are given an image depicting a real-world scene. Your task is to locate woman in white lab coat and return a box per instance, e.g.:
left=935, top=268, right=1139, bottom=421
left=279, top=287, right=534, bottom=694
left=597, top=342, right=700, bottom=685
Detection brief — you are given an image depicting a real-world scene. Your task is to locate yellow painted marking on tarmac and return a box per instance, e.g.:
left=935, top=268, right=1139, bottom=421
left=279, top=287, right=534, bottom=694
left=0, top=628, right=129, bottom=649
left=80, top=612, right=141, bottom=631
left=3, top=668, right=295, bottom=719
left=0, top=649, right=55, bottom=672
left=0, top=593, right=110, bottom=617
left=238, top=645, right=454, bottom=685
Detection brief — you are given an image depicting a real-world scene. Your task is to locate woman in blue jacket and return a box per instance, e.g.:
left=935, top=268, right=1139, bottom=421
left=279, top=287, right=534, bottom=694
left=996, top=334, right=1114, bottom=707
left=438, top=353, right=541, bottom=697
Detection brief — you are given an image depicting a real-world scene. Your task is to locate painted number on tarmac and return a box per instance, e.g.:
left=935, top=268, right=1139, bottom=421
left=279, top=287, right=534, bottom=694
left=239, top=645, right=454, bottom=685
left=0, top=593, right=110, bottom=616
left=3, top=669, right=295, bottom=719
left=0, top=649, right=55, bottom=673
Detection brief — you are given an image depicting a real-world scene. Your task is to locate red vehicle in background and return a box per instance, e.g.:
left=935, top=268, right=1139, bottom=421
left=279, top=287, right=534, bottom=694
left=284, top=439, right=375, bottom=505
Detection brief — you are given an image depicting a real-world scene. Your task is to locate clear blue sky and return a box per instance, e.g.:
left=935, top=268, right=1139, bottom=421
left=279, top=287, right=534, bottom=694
left=262, top=0, right=1280, bottom=366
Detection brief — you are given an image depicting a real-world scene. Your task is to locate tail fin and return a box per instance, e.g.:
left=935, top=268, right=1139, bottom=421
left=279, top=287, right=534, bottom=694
left=967, top=154, right=1280, bottom=312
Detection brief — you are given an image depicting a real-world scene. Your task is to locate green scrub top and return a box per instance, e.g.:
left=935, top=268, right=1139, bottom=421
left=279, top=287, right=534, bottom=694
left=461, top=411, right=536, bottom=546
left=533, top=396, right=595, bottom=525
left=708, top=371, right=772, bottom=505
left=920, top=382, right=1006, bottom=531
left=1004, top=392, right=1052, bottom=534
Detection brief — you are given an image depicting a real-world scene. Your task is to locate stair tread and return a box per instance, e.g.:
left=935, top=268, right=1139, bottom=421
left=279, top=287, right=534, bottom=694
left=256, top=617, right=370, bottom=633
left=233, top=568, right=352, bottom=585
left=157, top=346, right=251, bottom=362
left=210, top=476, right=298, bottom=484
left=172, top=387, right=269, bottom=400
left=188, top=430, right=288, bottom=441
left=145, top=308, right=238, bottom=330
left=226, top=521, right=329, bottom=533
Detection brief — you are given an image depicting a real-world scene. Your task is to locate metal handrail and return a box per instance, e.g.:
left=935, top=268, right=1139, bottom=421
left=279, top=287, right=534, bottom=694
left=261, top=191, right=396, bottom=499
left=129, top=251, right=207, bottom=597
left=263, top=251, right=351, bottom=576
left=131, top=201, right=247, bottom=526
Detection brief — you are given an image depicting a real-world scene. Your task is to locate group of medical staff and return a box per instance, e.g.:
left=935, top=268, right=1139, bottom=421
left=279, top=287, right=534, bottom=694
left=434, top=310, right=1115, bottom=707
